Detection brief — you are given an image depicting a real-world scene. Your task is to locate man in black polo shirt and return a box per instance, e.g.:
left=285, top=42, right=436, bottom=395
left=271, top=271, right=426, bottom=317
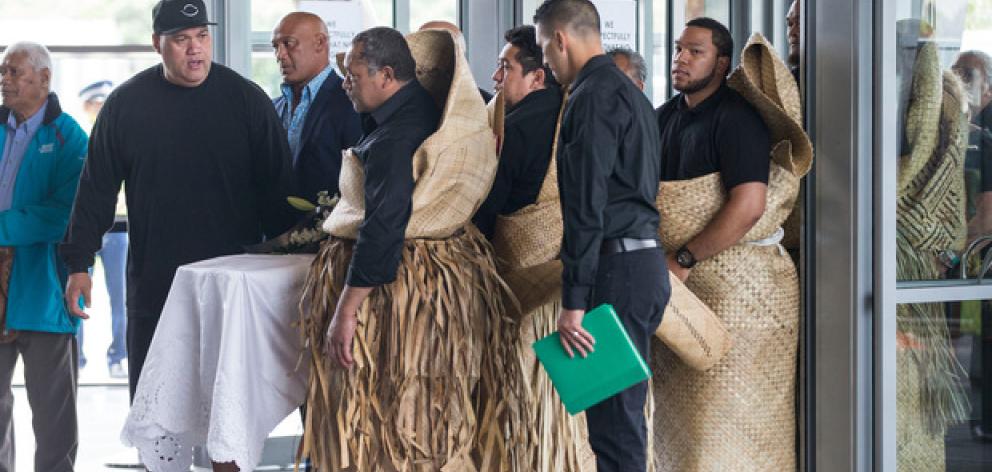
left=656, top=17, right=770, bottom=281
left=534, top=1, right=670, bottom=470
left=472, top=25, right=562, bottom=238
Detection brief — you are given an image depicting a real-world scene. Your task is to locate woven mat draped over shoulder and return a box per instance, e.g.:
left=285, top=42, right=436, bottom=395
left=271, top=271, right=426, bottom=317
left=485, top=90, right=568, bottom=315
left=727, top=33, right=812, bottom=179
left=324, top=29, right=498, bottom=240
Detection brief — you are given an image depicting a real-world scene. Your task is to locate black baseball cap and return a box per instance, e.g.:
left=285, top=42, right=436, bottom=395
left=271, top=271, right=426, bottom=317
left=153, top=0, right=217, bottom=35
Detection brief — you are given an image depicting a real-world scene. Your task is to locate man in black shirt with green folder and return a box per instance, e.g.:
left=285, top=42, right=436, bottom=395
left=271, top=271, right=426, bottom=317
left=534, top=1, right=670, bottom=470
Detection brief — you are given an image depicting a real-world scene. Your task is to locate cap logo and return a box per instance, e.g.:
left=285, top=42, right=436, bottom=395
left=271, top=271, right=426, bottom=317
left=181, top=4, right=200, bottom=17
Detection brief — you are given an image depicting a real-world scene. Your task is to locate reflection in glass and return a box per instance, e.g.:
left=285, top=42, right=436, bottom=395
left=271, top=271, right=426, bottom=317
left=899, top=301, right=992, bottom=470
left=896, top=1, right=992, bottom=470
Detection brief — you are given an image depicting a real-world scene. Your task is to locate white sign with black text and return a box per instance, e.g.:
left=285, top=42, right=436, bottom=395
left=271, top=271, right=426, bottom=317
left=299, top=0, right=379, bottom=55
left=592, top=0, right=637, bottom=52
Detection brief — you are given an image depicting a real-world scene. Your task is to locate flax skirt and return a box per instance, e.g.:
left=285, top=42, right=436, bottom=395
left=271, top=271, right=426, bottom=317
left=298, top=227, right=511, bottom=472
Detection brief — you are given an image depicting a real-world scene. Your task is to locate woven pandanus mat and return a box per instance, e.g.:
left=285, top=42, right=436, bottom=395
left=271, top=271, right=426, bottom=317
left=325, top=29, right=497, bottom=240
left=656, top=164, right=798, bottom=250
left=650, top=34, right=805, bottom=470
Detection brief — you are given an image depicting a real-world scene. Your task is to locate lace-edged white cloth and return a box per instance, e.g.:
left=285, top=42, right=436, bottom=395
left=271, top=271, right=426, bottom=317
left=121, top=254, right=313, bottom=471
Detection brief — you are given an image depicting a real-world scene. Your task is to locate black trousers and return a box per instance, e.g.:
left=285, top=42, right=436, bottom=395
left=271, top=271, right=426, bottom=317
left=126, top=315, right=160, bottom=401
left=584, top=247, right=670, bottom=472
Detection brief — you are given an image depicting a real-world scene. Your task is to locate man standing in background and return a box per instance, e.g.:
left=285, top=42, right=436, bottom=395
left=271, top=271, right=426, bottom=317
left=75, top=79, right=129, bottom=379
left=607, top=46, right=647, bottom=92
left=0, top=41, right=88, bottom=472
left=272, top=12, right=362, bottom=203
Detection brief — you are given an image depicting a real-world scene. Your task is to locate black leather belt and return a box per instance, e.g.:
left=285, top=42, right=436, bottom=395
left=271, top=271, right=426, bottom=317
left=600, top=238, right=660, bottom=255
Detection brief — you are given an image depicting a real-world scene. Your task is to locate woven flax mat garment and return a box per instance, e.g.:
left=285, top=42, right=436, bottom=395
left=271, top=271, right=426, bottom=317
left=895, top=41, right=970, bottom=472
left=650, top=33, right=810, bottom=471
left=301, top=29, right=522, bottom=471
left=477, top=90, right=594, bottom=471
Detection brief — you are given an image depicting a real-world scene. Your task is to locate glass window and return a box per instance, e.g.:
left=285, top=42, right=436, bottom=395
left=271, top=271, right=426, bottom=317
left=652, top=0, right=669, bottom=104
left=897, top=300, right=990, bottom=470
left=252, top=51, right=286, bottom=98
left=683, top=0, right=730, bottom=24
left=409, top=0, right=458, bottom=32
left=894, top=0, right=991, bottom=284
left=252, top=0, right=298, bottom=31
left=893, top=1, right=992, bottom=470
left=52, top=52, right=161, bottom=131
left=0, top=0, right=158, bottom=46
left=252, top=0, right=394, bottom=31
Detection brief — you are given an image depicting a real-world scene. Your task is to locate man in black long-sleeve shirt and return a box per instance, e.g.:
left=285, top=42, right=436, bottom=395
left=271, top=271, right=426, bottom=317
left=472, top=25, right=562, bottom=238
left=60, top=0, right=297, bottom=403
left=322, top=30, right=439, bottom=348
left=535, top=1, right=670, bottom=471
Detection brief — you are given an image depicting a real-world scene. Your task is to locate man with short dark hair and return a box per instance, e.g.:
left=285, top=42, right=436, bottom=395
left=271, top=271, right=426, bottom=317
left=473, top=25, right=561, bottom=238
left=651, top=17, right=802, bottom=471
left=534, top=1, right=670, bottom=470
left=60, top=5, right=297, bottom=461
left=607, top=46, right=647, bottom=92
left=0, top=40, right=87, bottom=472
left=272, top=12, right=362, bottom=203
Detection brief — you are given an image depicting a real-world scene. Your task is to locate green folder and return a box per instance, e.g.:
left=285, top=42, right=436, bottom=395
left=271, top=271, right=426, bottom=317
left=532, top=304, right=651, bottom=415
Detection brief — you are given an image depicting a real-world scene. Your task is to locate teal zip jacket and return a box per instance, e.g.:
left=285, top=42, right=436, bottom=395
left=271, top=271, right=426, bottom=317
left=0, top=94, right=87, bottom=334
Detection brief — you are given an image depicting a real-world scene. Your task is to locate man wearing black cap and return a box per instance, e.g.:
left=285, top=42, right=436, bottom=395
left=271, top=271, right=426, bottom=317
left=60, top=0, right=296, bottom=449
left=534, top=1, right=669, bottom=471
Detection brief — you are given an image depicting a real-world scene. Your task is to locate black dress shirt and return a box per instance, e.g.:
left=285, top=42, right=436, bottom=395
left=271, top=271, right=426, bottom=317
left=557, top=55, right=662, bottom=310
left=346, top=80, right=440, bottom=287
left=473, top=86, right=563, bottom=238
left=656, top=83, right=771, bottom=190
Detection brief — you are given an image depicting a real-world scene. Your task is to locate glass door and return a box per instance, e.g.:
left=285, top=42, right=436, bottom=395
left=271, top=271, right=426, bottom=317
left=879, top=0, right=992, bottom=470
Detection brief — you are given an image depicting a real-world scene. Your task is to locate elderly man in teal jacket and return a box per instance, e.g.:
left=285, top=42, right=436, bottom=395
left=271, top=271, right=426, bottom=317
left=0, top=41, right=87, bottom=471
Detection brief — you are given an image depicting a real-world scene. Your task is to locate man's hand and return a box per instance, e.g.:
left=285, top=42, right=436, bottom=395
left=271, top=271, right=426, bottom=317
left=666, top=252, right=691, bottom=281
left=557, top=308, right=595, bottom=358
left=65, top=272, right=92, bottom=319
left=325, top=307, right=358, bottom=369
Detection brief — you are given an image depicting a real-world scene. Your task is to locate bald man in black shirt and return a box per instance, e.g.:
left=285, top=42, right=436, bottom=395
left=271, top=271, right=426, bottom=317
left=535, top=1, right=669, bottom=470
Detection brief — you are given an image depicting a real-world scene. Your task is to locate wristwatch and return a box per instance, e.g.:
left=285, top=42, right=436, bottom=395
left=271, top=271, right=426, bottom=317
left=675, top=245, right=697, bottom=269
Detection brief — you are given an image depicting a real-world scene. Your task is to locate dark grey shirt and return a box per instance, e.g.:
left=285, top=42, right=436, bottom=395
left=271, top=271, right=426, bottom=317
left=346, top=80, right=440, bottom=287
left=557, top=55, right=662, bottom=310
